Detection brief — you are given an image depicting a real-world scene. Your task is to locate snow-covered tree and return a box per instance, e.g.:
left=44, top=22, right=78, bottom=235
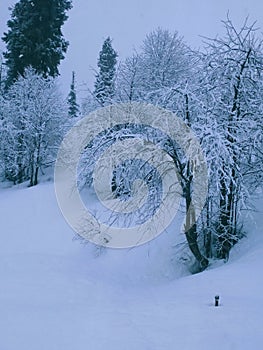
left=0, top=68, right=66, bottom=185
left=197, top=17, right=263, bottom=259
left=135, top=29, right=192, bottom=106
left=67, top=71, right=79, bottom=118
left=115, top=54, right=141, bottom=102
left=94, top=37, right=118, bottom=106
left=2, top=0, right=72, bottom=88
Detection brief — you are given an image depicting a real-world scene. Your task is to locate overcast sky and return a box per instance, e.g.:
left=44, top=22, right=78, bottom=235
left=1, top=0, right=263, bottom=95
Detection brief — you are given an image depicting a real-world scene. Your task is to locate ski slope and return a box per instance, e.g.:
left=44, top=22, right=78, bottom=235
left=0, top=182, right=262, bottom=350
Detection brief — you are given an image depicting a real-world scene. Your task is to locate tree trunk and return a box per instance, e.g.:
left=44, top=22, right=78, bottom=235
left=184, top=162, right=209, bottom=271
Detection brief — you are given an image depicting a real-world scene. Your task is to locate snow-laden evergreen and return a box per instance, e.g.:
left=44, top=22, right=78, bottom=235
left=67, top=71, right=80, bottom=118
left=94, top=37, right=118, bottom=106
left=2, top=0, right=72, bottom=87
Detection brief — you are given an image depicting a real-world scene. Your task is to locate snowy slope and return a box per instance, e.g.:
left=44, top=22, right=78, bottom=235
left=0, top=182, right=263, bottom=350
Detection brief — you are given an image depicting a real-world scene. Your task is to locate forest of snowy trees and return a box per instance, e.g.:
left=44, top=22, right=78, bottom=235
left=0, top=0, right=263, bottom=270
left=81, top=19, right=263, bottom=267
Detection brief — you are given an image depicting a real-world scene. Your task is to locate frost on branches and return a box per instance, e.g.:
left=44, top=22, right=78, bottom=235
left=0, top=68, right=66, bottom=186
left=80, top=22, right=263, bottom=267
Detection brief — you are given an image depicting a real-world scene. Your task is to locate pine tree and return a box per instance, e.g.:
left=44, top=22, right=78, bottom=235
left=2, top=0, right=72, bottom=88
left=94, top=37, right=118, bottom=106
left=67, top=71, right=79, bottom=118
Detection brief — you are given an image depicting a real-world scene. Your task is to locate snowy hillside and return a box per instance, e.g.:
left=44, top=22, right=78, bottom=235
left=0, top=182, right=263, bottom=350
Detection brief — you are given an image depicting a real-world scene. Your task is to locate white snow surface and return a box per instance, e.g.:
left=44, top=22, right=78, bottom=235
left=0, top=182, right=263, bottom=350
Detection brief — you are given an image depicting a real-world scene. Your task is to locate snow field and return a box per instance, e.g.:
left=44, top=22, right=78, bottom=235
left=0, top=182, right=262, bottom=350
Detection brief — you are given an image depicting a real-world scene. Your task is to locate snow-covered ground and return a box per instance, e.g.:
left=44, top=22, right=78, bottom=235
left=0, top=182, right=262, bottom=350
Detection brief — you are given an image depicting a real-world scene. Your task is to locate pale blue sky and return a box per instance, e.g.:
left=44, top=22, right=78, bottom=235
left=1, top=0, right=263, bottom=95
